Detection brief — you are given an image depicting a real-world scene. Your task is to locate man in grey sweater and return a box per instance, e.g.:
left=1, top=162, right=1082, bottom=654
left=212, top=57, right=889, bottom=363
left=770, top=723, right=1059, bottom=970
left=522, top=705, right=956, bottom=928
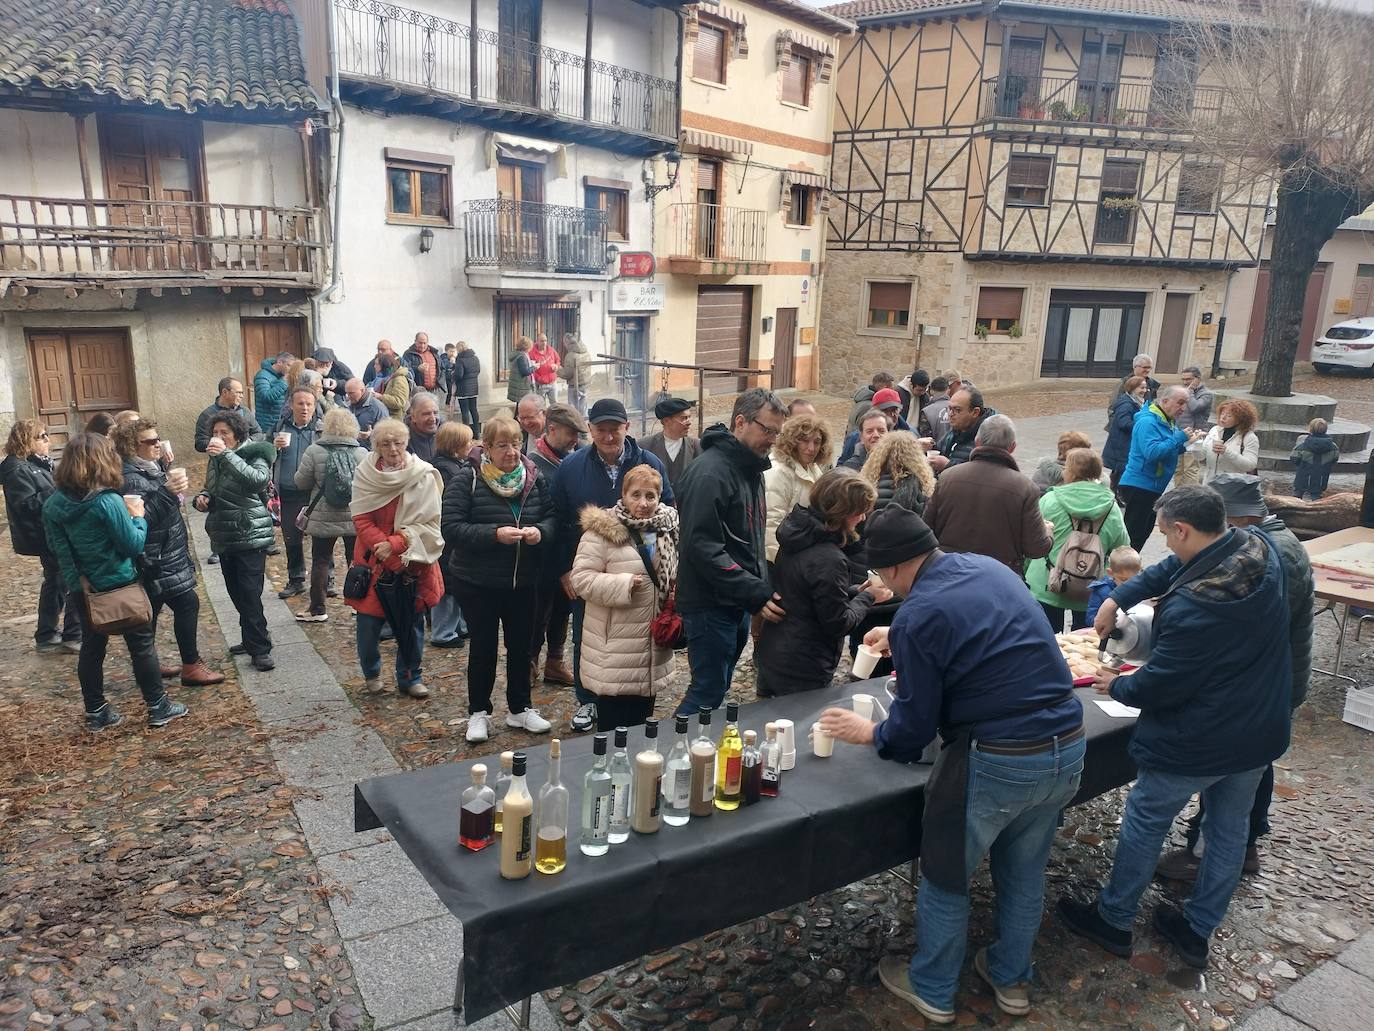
left=1173, top=366, right=1215, bottom=486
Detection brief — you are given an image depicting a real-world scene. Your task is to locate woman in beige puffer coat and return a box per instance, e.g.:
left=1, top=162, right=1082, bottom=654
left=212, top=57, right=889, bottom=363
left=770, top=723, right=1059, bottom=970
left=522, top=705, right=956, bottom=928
left=570, top=465, right=679, bottom=731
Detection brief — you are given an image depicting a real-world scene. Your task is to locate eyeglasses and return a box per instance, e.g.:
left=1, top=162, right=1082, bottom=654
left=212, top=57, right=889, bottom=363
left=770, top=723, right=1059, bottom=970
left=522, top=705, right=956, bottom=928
left=38, top=431, right=49, bottom=439
left=139, top=436, right=161, bottom=446
left=750, top=418, right=782, bottom=440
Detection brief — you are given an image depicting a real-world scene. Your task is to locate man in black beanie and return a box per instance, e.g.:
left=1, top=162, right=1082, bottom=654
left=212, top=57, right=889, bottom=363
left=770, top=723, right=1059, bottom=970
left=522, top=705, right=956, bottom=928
left=821, top=506, right=1083, bottom=1025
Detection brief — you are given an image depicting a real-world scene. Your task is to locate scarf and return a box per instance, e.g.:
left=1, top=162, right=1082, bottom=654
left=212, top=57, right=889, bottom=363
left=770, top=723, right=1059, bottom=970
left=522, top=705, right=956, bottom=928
left=129, top=455, right=163, bottom=478
left=350, top=452, right=444, bottom=564
left=534, top=436, right=567, bottom=468
left=615, top=500, right=680, bottom=598
left=480, top=459, right=526, bottom=498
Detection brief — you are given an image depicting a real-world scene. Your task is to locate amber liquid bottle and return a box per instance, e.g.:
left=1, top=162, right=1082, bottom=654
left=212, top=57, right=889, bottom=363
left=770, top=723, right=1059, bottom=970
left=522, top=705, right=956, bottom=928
left=459, top=763, right=495, bottom=851
left=499, top=753, right=533, bottom=880
left=714, top=701, right=744, bottom=811
left=535, top=739, right=569, bottom=875
left=740, top=731, right=763, bottom=806
left=688, top=707, right=717, bottom=818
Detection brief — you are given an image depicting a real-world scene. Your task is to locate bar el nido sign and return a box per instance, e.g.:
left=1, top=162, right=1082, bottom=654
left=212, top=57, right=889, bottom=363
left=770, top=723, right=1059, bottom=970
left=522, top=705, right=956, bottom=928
left=610, top=281, right=666, bottom=313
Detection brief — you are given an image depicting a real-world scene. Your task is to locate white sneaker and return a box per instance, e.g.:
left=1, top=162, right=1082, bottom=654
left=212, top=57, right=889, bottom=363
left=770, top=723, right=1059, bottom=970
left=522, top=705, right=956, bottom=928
left=507, top=708, right=552, bottom=733
left=466, top=711, right=491, bottom=743
left=570, top=703, right=597, bottom=732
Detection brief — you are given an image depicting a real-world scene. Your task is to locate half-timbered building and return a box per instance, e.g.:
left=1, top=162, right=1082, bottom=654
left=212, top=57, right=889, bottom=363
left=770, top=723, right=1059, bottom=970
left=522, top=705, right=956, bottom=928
left=819, top=0, right=1273, bottom=390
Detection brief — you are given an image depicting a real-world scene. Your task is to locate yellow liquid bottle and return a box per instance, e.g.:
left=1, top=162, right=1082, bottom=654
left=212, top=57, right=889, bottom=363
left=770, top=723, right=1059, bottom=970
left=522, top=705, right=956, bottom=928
left=535, top=828, right=567, bottom=873
left=535, top=739, right=569, bottom=875
left=714, top=701, right=743, bottom=811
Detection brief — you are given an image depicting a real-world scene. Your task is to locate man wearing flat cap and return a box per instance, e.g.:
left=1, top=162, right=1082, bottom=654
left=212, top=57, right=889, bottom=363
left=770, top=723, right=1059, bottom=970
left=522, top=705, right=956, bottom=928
left=641, top=396, right=701, bottom=493
left=819, top=506, right=1084, bottom=1024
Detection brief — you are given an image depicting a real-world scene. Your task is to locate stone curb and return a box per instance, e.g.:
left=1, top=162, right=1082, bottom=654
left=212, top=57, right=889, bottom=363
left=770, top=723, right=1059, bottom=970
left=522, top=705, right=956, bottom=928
left=1237, top=930, right=1374, bottom=1031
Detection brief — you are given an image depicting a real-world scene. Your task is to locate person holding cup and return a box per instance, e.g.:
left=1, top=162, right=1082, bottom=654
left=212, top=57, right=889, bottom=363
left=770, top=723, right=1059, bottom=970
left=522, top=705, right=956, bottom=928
left=113, top=419, right=225, bottom=687
left=754, top=468, right=891, bottom=697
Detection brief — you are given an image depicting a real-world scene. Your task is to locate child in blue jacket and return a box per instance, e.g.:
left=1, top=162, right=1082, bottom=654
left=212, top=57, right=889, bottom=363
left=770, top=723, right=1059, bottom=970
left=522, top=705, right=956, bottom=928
left=1086, top=545, right=1142, bottom=627
left=1290, top=418, right=1340, bottom=501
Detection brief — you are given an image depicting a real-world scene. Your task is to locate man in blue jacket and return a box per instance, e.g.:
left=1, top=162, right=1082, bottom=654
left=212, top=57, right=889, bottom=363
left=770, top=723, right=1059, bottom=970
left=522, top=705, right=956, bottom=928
left=1059, top=486, right=1292, bottom=970
left=253, top=353, right=293, bottom=435
left=551, top=398, right=673, bottom=732
left=1118, top=385, right=1202, bottom=550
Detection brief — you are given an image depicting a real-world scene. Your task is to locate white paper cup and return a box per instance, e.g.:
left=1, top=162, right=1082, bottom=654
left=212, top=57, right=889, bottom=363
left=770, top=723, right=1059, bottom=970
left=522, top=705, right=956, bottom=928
left=852, top=643, right=882, bottom=679
left=853, top=693, right=876, bottom=721
left=811, top=722, right=834, bottom=758
left=121, top=494, right=144, bottom=517
left=780, top=750, right=796, bottom=772
left=775, top=719, right=796, bottom=770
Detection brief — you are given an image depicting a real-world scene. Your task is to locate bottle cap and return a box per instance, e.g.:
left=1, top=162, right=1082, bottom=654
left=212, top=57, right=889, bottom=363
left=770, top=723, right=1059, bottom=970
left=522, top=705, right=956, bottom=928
left=675, top=714, right=690, bottom=732
left=614, top=726, right=628, bottom=748
left=593, top=733, right=608, bottom=755
left=500, top=750, right=515, bottom=769
left=644, top=717, right=659, bottom=739
left=512, top=752, right=527, bottom=775
left=743, top=730, right=757, bottom=745
left=726, top=701, right=740, bottom=722
left=550, top=738, right=561, bottom=758
left=471, top=763, right=488, bottom=783
left=765, top=722, right=778, bottom=738
left=698, top=706, right=712, bottom=726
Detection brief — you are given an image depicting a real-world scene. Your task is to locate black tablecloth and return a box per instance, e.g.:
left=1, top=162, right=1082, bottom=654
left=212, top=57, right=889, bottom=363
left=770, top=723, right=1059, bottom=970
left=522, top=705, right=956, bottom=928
left=353, top=680, right=1137, bottom=1022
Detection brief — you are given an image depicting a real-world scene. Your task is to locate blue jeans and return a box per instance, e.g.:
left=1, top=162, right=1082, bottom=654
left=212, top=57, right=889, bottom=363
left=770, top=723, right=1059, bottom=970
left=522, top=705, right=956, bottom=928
left=909, top=735, right=1086, bottom=1009
left=356, top=612, right=425, bottom=687
left=1098, top=764, right=1267, bottom=938
left=675, top=608, right=751, bottom=716
left=430, top=594, right=467, bottom=642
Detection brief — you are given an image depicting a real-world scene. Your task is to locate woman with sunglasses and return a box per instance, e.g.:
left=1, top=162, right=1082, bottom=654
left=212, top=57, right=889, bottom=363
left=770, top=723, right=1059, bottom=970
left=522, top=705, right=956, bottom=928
left=2, top=419, right=82, bottom=653
left=114, top=419, right=225, bottom=687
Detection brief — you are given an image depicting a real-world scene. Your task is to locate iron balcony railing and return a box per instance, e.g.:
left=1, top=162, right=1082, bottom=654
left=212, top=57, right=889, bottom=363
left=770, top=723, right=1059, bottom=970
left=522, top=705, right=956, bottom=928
left=978, top=75, right=1229, bottom=131
left=0, top=195, right=322, bottom=279
left=336, top=0, right=679, bottom=140
left=465, top=199, right=608, bottom=275
left=667, top=203, right=767, bottom=263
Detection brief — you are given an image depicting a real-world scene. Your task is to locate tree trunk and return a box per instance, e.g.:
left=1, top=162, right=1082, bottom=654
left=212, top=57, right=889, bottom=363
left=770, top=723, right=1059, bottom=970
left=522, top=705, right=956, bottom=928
left=1253, top=170, right=1356, bottom=396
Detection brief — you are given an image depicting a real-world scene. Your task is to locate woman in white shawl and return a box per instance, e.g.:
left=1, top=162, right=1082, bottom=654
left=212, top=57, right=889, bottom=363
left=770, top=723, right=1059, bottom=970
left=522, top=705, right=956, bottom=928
left=346, top=418, right=444, bottom=698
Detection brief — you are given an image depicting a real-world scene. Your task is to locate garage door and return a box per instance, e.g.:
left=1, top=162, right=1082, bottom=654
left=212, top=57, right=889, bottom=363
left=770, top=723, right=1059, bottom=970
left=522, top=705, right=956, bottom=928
left=695, top=286, right=752, bottom=394
left=27, top=329, right=136, bottom=450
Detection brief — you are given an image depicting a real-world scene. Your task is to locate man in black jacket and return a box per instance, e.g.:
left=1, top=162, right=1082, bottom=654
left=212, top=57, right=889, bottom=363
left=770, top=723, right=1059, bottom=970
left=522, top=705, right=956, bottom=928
left=929, top=387, right=995, bottom=474
left=674, top=388, right=788, bottom=715
left=312, top=347, right=354, bottom=403
left=195, top=377, right=252, bottom=453
left=529, top=404, right=586, bottom=690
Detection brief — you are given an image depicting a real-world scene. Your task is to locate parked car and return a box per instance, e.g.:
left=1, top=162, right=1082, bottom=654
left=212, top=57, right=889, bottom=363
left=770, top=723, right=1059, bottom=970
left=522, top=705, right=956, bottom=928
left=1311, top=317, right=1374, bottom=374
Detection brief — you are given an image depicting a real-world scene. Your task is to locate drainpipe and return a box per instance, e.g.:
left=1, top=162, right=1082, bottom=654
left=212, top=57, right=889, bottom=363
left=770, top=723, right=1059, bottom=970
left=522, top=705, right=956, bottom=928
left=311, top=0, right=346, bottom=349
left=1210, top=267, right=1236, bottom=380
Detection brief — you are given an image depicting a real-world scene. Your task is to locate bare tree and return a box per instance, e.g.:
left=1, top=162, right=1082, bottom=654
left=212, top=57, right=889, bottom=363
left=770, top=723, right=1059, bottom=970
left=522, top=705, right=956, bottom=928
left=1172, top=1, right=1374, bottom=396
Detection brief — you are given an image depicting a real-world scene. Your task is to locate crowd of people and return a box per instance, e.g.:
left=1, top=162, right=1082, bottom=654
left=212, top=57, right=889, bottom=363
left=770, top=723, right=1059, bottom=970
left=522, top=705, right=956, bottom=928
left=0, top=340, right=1321, bottom=1020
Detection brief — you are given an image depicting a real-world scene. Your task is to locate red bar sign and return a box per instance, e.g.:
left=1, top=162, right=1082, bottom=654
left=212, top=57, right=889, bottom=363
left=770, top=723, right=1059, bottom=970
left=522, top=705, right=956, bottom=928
left=618, top=251, right=655, bottom=279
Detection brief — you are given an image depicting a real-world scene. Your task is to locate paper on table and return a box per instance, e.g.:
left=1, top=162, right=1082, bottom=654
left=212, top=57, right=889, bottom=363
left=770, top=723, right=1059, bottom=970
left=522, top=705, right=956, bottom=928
left=1094, top=699, right=1141, bottom=719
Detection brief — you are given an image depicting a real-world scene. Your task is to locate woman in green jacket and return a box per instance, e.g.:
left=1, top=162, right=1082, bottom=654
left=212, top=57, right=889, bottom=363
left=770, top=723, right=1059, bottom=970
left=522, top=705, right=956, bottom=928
left=1026, top=447, right=1129, bottom=634
left=41, top=433, right=188, bottom=732
left=194, top=410, right=278, bottom=670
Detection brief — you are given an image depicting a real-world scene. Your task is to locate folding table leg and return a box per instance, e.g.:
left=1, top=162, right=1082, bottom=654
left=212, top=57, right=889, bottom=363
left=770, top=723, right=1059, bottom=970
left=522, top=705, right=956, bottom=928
left=502, top=997, right=532, bottom=1029
left=1314, top=602, right=1358, bottom=686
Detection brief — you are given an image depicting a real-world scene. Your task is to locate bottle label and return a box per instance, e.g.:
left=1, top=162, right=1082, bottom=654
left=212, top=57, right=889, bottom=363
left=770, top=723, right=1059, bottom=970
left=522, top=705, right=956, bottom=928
left=651, top=776, right=661, bottom=818
left=515, top=815, right=531, bottom=862
left=701, top=770, right=714, bottom=804
left=669, top=768, right=691, bottom=808
left=591, top=795, right=609, bottom=837
left=724, top=755, right=742, bottom=793
left=611, top=783, right=628, bottom=823
left=762, top=765, right=779, bottom=785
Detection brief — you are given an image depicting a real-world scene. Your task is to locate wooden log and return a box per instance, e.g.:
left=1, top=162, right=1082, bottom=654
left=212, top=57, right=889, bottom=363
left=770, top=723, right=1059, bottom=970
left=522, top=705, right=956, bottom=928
left=1266, top=491, right=1361, bottom=540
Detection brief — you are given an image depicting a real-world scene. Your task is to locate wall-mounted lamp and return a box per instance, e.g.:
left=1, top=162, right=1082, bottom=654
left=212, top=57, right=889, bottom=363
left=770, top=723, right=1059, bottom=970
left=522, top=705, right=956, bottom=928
left=644, top=148, right=683, bottom=200
left=419, top=227, right=435, bottom=254
left=761, top=316, right=775, bottom=334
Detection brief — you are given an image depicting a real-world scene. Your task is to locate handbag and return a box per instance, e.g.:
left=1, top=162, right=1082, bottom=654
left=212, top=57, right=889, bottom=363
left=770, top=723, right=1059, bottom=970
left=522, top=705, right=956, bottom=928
left=295, top=485, right=326, bottom=531
left=628, top=528, right=685, bottom=649
left=57, top=522, right=152, bottom=634
left=343, top=549, right=374, bottom=601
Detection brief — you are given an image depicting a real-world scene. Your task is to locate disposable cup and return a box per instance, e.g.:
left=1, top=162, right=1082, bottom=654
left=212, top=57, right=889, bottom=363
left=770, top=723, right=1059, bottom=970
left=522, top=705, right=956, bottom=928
left=122, top=494, right=144, bottom=517
left=852, top=643, right=883, bottom=679
left=811, top=722, right=834, bottom=758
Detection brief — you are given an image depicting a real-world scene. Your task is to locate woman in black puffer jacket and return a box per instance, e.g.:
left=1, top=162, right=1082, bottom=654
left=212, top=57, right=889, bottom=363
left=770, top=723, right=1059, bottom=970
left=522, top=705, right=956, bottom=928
left=114, top=419, right=225, bottom=687
left=1, top=418, right=82, bottom=652
left=859, top=430, right=935, bottom=517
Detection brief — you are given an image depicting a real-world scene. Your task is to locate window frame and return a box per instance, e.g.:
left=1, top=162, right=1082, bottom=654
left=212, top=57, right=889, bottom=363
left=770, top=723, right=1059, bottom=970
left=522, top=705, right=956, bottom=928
left=974, top=286, right=1026, bottom=335
left=584, top=182, right=630, bottom=241
left=782, top=49, right=812, bottom=108
left=1176, top=161, right=1221, bottom=215
left=693, top=21, right=729, bottom=85
left=860, top=279, right=916, bottom=339
left=385, top=152, right=453, bottom=227
left=1095, top=158, right=1142, bottom=246
left=784, top=184, right=817, bottom=227
left=1006, top=154, right=1053, bottom=208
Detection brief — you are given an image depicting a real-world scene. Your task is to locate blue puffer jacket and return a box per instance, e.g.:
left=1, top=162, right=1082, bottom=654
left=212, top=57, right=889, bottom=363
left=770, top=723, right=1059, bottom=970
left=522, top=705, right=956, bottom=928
left=1108, top=527, right=1291, bottom=776
left=1119, top=402, right=1189, bottom=494
left=1101, top=393, right=1142, bottom=471
left=42, top=488, right=147, bottom=592
left=253, top=358, right=288, bottom=434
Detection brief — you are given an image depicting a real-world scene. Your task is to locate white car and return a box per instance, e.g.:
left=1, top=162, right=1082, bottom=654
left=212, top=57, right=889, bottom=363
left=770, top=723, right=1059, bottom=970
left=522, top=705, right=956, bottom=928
left=1312, top=317, right=1374, bottom=373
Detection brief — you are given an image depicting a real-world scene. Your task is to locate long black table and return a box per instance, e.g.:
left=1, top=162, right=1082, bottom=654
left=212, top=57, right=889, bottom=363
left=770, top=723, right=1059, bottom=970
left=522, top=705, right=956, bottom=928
left=353, top=680, right=1137, bottom=1023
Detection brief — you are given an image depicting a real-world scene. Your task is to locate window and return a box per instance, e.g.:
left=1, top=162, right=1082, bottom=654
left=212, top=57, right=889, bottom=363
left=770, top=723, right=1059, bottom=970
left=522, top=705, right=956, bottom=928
left=782, top=51, right=812, bottom=106
left=1095, top=159, right=1140, bottom=245
left=975, top=287, right=1025, bottom=334
left=694, top=22, right=727, bottom=83
left=785, top=184, right=817, bottom=226
left=866, top=281, right=911, bottom=329
left=1177, top=162, right=1221, bottom=214
left=1007, top=155, right=1053, bottom=207
left=385, top=149, right=452, bottom=225
left=585, top=182, right=629, bottom=240
left=496, top=298, right=581, bottom=379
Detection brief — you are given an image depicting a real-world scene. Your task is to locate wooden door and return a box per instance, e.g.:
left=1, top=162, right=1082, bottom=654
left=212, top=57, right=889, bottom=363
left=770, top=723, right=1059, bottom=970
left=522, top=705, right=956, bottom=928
left=242, top=318, right=305, bottom=412
left=1245, top=266, right=1327, bottom=362
left=100, top=116, right=203, bottom=271
left=1156, top=292, right=1192, bottom=374
left=498, top=0, right=540, bottom=107
left=773, top=307, right=797, bottom=389
left=696, top=286, right=752, bottom=393
left=497, top=159, right=545, bottom=265
left=695, top=160, right=721, bottom=259
left=27, top=330, right=136, bottom=450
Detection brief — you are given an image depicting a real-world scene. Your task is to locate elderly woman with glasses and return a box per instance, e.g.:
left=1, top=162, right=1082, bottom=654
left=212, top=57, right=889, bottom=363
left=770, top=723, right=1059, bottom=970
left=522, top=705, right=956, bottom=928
left=2, top=419, right=83, bottom=653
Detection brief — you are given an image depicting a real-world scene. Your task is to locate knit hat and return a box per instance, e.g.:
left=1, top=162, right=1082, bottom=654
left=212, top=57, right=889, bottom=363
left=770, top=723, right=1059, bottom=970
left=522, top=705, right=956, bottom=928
left=864, top=506, right=939, bottom=567
left=1209, top=473, right=1268, bottom=519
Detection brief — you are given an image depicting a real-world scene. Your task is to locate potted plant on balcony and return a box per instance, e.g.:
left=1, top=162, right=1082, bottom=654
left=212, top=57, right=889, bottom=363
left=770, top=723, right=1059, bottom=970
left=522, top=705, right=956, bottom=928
left=1101, top=195, right=1140, bottom=213
left=1049, top=100, right=1071, bottom=121
left=974, top=323, right=991, bottom=341
left=1008, top=322, right=1024, bottom=339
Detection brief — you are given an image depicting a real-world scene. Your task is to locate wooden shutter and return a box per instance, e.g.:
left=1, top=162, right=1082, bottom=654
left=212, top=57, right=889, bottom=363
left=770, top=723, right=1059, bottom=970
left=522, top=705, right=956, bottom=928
left=697, top=159, right=720, bottom=192
left=868, top=282, right=910, bottom=311
left=782, top=52, right=809, bottom=105
left=977, top=287, right=1024, bottom=321
left=1102, top=160, right=1139, bottom=193
left=1008, top=156, right=1050, bottom=189
left=694, top=24, right=726, bottom=82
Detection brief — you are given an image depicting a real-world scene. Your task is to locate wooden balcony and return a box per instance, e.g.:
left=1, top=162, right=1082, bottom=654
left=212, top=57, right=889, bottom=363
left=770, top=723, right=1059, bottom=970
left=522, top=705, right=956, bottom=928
left=0, top=195, right=324, bottom=290
left=665, top=203, right=769, bottom=274
left=978, top=75, right=1230, bottom=133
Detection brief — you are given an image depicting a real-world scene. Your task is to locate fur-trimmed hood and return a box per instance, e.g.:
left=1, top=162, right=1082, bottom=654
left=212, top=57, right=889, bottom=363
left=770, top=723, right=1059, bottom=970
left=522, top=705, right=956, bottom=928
left=579, top=504, right=630, bottom=546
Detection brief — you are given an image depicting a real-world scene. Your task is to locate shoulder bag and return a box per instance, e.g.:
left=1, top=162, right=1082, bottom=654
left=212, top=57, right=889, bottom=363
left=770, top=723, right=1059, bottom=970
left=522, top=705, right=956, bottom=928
left=628, top=527, right=685, bottom=649
left=57, top=522, right=152, bottom=634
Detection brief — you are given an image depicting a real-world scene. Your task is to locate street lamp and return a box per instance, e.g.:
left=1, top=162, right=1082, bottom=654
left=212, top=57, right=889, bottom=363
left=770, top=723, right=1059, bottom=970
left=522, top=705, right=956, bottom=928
left=644, top=149, right=682, bottom=200
left=419, top=227, right=435, bottom=254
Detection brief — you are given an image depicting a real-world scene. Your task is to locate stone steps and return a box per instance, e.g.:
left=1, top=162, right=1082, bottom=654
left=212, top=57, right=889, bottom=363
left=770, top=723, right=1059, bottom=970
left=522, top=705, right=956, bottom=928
left=1258, top=447, right=1371, bottom=473
left=1256, top=416, right=1372, bottom=453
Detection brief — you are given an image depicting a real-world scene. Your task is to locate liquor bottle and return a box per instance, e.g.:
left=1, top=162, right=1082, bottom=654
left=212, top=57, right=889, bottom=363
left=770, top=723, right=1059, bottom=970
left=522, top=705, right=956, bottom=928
left=535, top=739, right=569, bottom=875
left=761, top=722, right=783, bottom=798
left=580, top=733, right=612, bottom=857
left=740, top=731, right=763, bottom=807
left=662, top=714, right=692, bottom=827
left=714, top=701, right=744, bottom=811
left=631, top=718, right=663, bottom=835
left=459, top=763, right=496, bottom=851
left=608, top=727, right=633, bottom=844
left=688, top=707, right=717, bottom=818
left=499, top=752, right=533, bottom=880
left=494, top=750, right=514, bottom=836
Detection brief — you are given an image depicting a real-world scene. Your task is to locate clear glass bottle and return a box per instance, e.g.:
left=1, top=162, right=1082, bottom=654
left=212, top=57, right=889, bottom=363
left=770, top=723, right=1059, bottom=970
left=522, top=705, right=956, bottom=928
left=608, top=726, right=633, bottom=844
left=459, top=763, right=496, bottom=851
left=499, top=752, right=533, bottom=880
left=535, top=739, right=569, bottom=875
left=689, top=707, right=717, bottom=818
left=631, top=718, right=663, bottom=835
left=662, top=714, right=692, bottom=826
left=494, top=750, right=514, bottom=836
left=740, top=731, right=763, bottom=807
left=580, top=733, right=612, bottom=857
left=761, top=722, right=783, bottom=798
left=714, top=701, right=744, bottom=811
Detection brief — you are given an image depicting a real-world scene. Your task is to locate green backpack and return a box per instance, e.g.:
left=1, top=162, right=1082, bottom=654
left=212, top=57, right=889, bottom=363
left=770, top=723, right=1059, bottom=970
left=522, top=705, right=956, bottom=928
left=323, top=445, right=358, bottom=508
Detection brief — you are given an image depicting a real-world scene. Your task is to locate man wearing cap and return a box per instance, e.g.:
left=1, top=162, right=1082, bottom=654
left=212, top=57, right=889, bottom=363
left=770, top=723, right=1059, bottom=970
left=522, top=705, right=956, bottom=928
left=1155, top=474, right=1313, bottom=881
left=641, top=396, right=702, bottom=492
left=529, top=404, right=588, bottom=688
left=838, top=388, right=911, bottom=466
left=819, top=506, right=1084, bottom=1024
left=551, top=398, right=674, bottom=732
